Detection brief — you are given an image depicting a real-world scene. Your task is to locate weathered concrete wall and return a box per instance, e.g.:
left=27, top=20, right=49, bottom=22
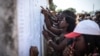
left=0, top=0, right=17, bottom=56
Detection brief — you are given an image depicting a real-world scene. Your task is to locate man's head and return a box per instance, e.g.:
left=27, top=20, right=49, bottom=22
left=95, top=11, right=100, bottom=20
left=95, top=11, right=100, bottom=15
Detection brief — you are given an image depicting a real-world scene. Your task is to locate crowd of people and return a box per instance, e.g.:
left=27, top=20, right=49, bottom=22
left=41, top=6, right=100, bottom=56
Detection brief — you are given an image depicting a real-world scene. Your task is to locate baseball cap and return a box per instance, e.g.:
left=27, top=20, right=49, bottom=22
left=65, top=20, right=100, bottom=38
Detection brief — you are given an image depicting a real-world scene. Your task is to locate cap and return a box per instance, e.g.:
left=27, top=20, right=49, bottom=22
left=64, top=32, right=81, bottom=38
left=65, top=20, right=100, bottom=38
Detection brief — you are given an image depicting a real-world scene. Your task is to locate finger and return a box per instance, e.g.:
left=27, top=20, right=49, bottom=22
left=40, top=6, right=44, bottom=9
left=40, top=6, right=46, bottom=11
left=42, top=30, right=44, bottom=34
left=46, top=7, right=49, bottom=11
left=46, top=7, right=48, bottom=9
left=46, top=7, right=51, bottom=13
left=43, top=25, right=45, bottom=30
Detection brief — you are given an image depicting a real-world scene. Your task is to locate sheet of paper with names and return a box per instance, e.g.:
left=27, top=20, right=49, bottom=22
left=17, top=0, right=49, bottom=56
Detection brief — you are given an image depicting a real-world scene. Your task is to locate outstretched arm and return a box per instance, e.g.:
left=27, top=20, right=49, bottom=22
left=42, top=28, right=68, bottom=51
left=49, top=39, right=68, bottom=51
left=41, top=6, right=62, bottom=35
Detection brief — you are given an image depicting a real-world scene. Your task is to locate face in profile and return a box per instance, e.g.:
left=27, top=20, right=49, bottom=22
left=59, top=18, right=69, bottom=30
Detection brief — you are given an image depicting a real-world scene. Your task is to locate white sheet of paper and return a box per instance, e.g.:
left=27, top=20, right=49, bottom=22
left=17, top=0, right=48, bottom=56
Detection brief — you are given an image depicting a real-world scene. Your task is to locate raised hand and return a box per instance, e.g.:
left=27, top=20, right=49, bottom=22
left=46, top=7, right=51, bottom=13
left=40, top=6, right=48, bottom=14
left=42, top=26, right=51, bottom=41
left=63, top=46, right=74, bottom=56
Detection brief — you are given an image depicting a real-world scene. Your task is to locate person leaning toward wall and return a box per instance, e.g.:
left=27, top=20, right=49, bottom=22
left=43, top=20, right=100, bottom=56
left=41, top=6, right=77, bottom=56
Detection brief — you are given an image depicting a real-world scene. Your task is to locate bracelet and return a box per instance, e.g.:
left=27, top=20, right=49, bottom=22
left=47, top=39, right=52, bottom=44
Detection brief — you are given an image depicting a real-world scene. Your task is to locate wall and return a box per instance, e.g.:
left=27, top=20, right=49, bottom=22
left=0, top=0, right=17, bottom=56
left=17, top=0, right=49, bottom=56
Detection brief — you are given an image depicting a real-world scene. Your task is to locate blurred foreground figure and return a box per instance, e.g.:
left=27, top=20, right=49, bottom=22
left=64, top=20, right=100, bottom=56
left=30, top=46, right=38, bottom=56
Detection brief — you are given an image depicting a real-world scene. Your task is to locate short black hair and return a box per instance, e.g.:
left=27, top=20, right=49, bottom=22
left=95, top=11, right=100, bottom=15
left=61, top=10, right=76, bottom=33
left=62, top=10, right=76, bottom=19
left=85, top=13, right=90, bottom=16
left=79, top=14, right=85, bottom=18
left=65, top=16, right=76, bottom=33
